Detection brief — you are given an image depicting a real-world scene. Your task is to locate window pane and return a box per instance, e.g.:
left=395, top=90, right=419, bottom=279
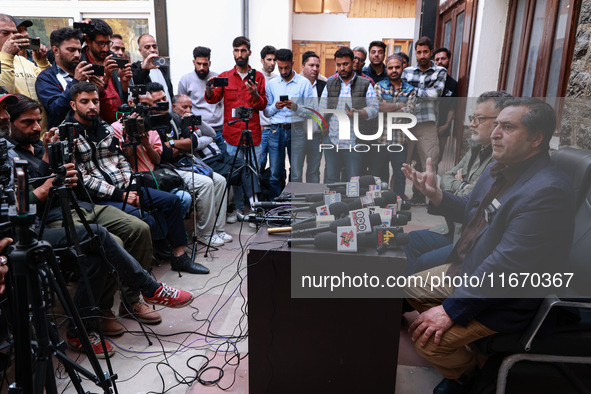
left=295, top=0, right=322, bottom=13
left=505, top=0, right=526, bottom=95
left=99, top=18, right=149, bottom=63
left=521, top=0, right=548, bottom=96
left=324, top=0, right=351, bottom=13
left=546, top=0, right=569, bottom=97
left=16, top=17, right=72, bottom=48
left=443, top=20, right=452, bottom=50
left=451, top=11, right=464, bottom=79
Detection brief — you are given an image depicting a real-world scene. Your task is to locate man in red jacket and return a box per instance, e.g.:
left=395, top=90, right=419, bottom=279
left=205, top=36, right=266, bottom=206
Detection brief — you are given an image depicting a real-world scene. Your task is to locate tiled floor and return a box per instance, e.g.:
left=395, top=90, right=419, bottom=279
left=14, top=184, right=589, bottom=394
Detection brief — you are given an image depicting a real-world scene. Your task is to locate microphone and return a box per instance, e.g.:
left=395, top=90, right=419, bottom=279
left=236, top=212, right=292, bottom=225
left=288, top=228, right=409, bottom=250
left=291, top=213, right=383, bottom=238
left=252, top=201, right=308, bottom=209
left=267, top=201, right=350, bottom=235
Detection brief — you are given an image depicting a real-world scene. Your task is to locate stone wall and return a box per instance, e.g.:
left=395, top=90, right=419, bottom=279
left=560, top=0, right=591, bottom=149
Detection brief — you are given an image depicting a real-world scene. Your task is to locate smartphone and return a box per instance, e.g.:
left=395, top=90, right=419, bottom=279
left=152, top=57, right=170, bottom=67
left=280, top=95, right=289, bottom=102
left=90, top=64, right=104, bottom=77
left=73, top=21, right=95, bottom=34
left=27, top=38, right=41, bottom=51
left=213, top=77, right=229, bottom=87
left=112, top=57, right=128, bottom=68
left=247, top=69, right=256, bottom=84
left=345, top=103, right=351, bottom=112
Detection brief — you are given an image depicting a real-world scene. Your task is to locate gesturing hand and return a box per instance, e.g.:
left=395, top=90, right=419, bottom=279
left=401, top=157, right=443, bottom=205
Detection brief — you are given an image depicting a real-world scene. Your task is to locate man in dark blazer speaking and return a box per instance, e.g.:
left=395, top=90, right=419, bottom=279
left=401, top=97, right=575, bottom=394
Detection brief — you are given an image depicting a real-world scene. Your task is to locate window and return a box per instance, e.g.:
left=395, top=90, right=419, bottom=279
left=294, top=0, right=351, bottom=14
left=17, top=17, right=72, bottom=46
left=499, top=0, right=578, bottom=97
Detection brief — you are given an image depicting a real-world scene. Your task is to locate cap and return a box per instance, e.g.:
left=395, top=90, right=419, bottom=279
left=0, top=93, right=18, bottom=105
left=12, top=18, right=33, bottom=29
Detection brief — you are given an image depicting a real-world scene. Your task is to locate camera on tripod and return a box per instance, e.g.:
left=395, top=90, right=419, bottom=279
left=47, top=141, right=69, bottom=178
left=232, top=106, right=253, bottom=120
left=119, top=84, right=171, bottom=132
left=57, top=122, right=79, bottom=163
left=181, top=114, right=202, bottom=130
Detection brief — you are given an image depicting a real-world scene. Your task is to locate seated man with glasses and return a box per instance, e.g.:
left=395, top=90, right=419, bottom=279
left=403, top=91, right=512, bottom=275
left=80, top=18, right=132, bottom=124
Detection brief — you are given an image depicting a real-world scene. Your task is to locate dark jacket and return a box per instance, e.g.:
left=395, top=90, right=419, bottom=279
left=36, top=63, right=80, bottom=128
left=429, top=153, right=575, bottom=333
left=131, top=61, right=174, bottom=96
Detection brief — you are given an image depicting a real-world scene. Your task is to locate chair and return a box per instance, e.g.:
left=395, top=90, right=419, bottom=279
left=474, top=147, right=591, bottom=394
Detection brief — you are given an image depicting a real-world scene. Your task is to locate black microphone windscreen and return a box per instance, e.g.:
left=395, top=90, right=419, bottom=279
left=291, top=220, right=318, bottom=231
left=328, top=202, right=349, bottom=218
left=305, top=194, right=325, bottom=202
left=359, top=175, right=376, bottom=189
left=347, top=199, right=363, bottom=211
left=314, top=232, right=338, bottom=249
left=382, top=191, right=398, bottom=205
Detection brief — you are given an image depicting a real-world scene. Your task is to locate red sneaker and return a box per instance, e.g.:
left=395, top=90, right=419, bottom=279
left=143, top=283, right=194, bottom=308
left=66, top=332, right=114, bottom=359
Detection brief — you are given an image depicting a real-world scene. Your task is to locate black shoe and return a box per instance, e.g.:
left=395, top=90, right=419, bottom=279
left=410, top=194, right=426, bottom=206
left=154, top=239, right=173, bottom=260
left=433, top=375, right=472, bottom=394
left=171, top=253, right=209, bottom=274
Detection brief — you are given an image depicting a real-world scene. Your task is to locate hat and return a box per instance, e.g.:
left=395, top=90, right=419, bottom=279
left=0, top=93, right=18, bottom=105
left=12, top=18, right=33, bottom=29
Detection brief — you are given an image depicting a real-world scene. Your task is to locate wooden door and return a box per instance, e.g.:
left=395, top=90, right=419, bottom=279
left=292, top=40, right=350, bottom=78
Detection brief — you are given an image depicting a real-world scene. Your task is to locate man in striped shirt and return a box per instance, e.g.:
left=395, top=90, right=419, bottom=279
left=401, top=36, right=447, bottom=205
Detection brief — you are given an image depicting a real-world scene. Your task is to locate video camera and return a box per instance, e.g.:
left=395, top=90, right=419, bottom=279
left=232, top=106, right=253, bottom=120
left=119, top=84, right=171, bottom=132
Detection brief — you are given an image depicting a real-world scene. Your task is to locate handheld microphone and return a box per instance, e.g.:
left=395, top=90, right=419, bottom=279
left=236, top=212, right=292, bottom=225
left=252, top=201, right=308, bottom=209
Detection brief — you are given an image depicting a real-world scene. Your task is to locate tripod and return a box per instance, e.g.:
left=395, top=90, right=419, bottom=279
left=205, top=114, right=261, bottom=257
left=8, top=167, right=118, bottom=393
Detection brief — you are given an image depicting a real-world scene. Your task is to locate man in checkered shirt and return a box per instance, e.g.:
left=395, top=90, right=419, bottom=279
left=374, top=54, right=417, bottom=199
left=318, top=46, right=378, bottom=183
left=402, top=36, right=447, bottom=205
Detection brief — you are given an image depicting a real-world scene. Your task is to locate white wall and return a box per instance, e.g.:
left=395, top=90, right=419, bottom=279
left=467, top=0, right=510, bottom=97
left=292, top=13, right=414, bottom=51
left=166, top=0, right=291, bottom=91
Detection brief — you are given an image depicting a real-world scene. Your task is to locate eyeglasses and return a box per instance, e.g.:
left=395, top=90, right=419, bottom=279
left=469, top=114, right=496, bottom=125
left=354, top=56, right=366, bottom=63
left=93, top=40, right=112, bottom=47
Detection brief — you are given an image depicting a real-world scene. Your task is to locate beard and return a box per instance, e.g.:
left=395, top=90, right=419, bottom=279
left=235, top=57, right=249, bottom=67
left=77, top=109, right=98, bottom=123
left=196, top=69, right=208, bottom=80
left=0, top=124, right=9, bottom=138
left=339, top=69, right=353, bottom=80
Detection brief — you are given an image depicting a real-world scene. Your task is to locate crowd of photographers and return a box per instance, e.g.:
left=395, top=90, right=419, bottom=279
left=0, top=13, right=458, bottom=360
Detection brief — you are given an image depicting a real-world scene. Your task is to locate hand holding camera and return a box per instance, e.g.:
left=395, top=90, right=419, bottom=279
left=141, top=53, right=159, bottom=71
left=0, top=237, right=12, bottom=294
left=1, top=33, right=28, bottom=56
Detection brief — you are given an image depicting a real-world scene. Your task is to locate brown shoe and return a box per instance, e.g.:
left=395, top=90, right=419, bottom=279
left=119, top=301, right=162, bottom=325
left=99, top=309, right=126, bottom=336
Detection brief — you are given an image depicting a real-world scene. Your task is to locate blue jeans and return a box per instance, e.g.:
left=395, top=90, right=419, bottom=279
left=101, top=187, right=187, bottom=248
left=260, top=128, right=270, bottom=170
left=267, top=125, right=291, bottom=200
left=171, top=188, right=192, bottom=216
left=403, top=229, right=453, bottom=275
left=227, top=143, right=262, bottom=211
left=291, top=127, right=322, bottom=183
left=215, top=129, right=227, bottom=156
left=323, top=144, right=362, bottom=184
left=389, top=143, right=408, bottom=199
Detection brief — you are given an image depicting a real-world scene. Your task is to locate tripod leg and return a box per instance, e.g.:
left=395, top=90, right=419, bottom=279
left=204, top=131, right=248, bottom=258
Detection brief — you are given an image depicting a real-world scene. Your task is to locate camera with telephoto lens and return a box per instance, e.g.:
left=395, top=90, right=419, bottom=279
left=232, top=106, right=253, bottom=120
left=120, top=85, right=171, bottom=131
left=73, top=21, right=95, bottom=34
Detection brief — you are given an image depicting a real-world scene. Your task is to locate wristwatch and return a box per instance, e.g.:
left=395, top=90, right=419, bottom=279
left=169, top=140, right=175, bottom=147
